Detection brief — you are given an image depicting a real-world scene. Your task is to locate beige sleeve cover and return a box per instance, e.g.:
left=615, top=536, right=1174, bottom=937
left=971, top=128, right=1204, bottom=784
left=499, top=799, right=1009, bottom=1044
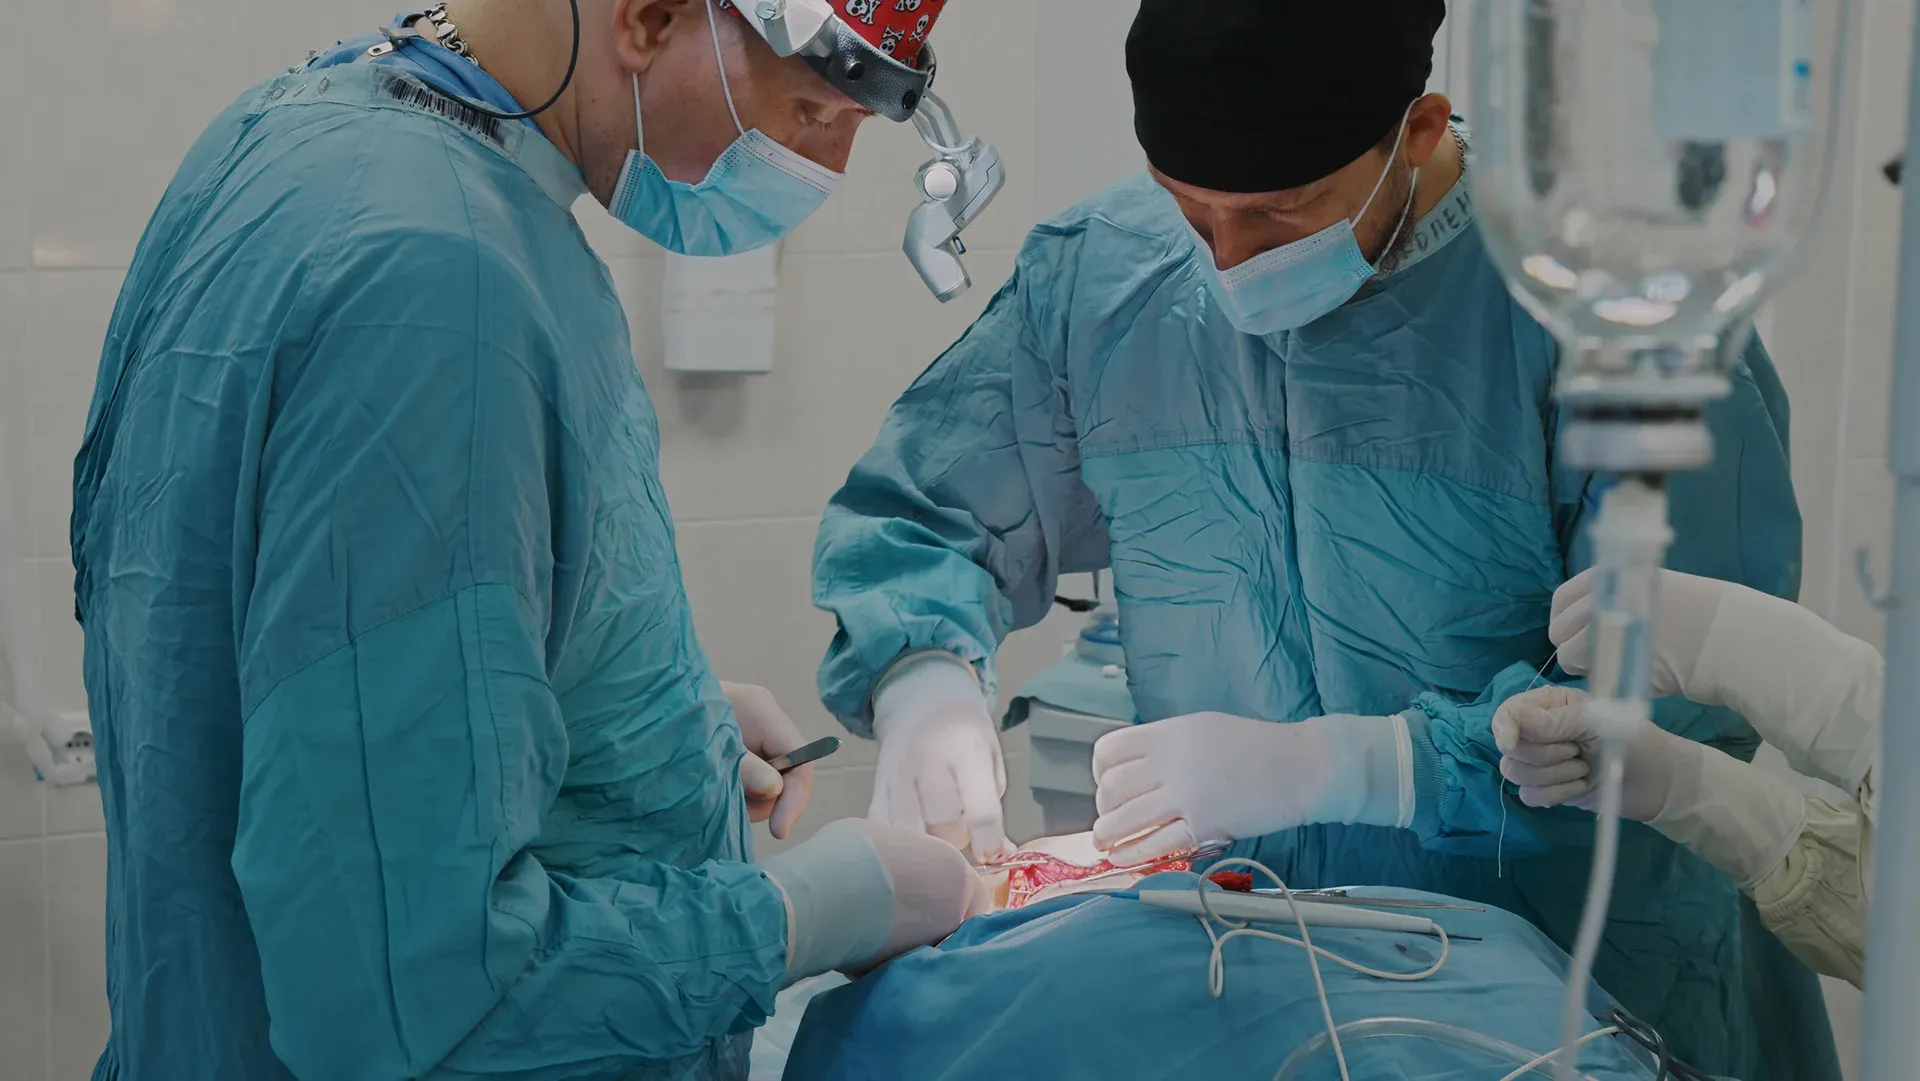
left=1750, top=780, right=1875, bottom=989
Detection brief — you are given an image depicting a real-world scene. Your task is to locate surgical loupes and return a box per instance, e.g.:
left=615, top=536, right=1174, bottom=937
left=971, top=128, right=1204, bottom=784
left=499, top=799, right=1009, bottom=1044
left=904, top=91, right=1006, bottom=303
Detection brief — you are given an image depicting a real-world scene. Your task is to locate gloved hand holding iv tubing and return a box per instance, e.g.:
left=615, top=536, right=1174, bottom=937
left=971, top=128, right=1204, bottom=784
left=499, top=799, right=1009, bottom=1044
left=1496, top=570, right=1882, bottom=987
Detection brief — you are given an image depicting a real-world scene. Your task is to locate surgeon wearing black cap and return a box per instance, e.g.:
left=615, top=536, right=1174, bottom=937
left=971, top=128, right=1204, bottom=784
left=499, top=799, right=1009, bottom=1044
left=1132, top=0, right=1461, bottom=332
left=811, top=4, right=1833, bottom=1078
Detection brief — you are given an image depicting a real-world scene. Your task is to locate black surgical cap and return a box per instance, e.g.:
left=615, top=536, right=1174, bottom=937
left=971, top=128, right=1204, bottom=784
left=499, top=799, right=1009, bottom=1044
left=1127, top=0, right=1448, bottom=194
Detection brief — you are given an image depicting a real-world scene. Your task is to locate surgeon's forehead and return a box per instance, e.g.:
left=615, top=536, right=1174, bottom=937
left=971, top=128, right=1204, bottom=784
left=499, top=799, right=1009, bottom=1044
left=1151, top=165, right=1339, bottom=212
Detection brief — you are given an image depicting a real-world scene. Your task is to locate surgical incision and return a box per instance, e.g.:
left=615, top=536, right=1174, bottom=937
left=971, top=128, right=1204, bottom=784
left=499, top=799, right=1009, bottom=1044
left=981, top=832, right=1192, bottom=910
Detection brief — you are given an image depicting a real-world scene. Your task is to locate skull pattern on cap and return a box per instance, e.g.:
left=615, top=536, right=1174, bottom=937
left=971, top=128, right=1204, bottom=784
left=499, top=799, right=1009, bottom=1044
left=721, top=0, right=947, bottom=65
left=862, top=0, right=947, bottom=61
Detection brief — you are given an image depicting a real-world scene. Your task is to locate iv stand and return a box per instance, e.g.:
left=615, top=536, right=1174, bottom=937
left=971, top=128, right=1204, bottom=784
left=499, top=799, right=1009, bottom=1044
left=1858, top=8, right=1920, bottom=1078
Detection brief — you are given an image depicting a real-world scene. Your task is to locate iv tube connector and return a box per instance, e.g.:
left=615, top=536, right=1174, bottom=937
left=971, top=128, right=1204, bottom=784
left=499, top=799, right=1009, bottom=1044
left=1559, top=407, right=1712, bottom=475
left=1555, top=477, right=1671, bottom=1081
left=1582, top=478, right=1672, bottom=717
left=1553, top=337, right=1742, bottom=475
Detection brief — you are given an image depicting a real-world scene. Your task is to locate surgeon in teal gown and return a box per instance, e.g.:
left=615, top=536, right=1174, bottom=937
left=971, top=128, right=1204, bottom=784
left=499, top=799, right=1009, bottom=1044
left=810, top=4, right=1839, bottom=1079
left=67, top=5, right=978, bottom=1081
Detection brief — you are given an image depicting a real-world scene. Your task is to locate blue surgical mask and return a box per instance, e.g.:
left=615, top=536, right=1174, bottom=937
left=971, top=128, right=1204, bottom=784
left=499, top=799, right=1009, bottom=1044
left=1190, top=114, right=1419, bottom=334
left=609, top=0, right=843, bottom=255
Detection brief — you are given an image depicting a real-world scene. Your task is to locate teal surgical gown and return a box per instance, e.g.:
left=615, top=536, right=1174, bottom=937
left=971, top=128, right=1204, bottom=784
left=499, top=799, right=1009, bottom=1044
left=812, top=169, right=1840, bottom=1081
left=70, top=55, right=786, bottom=1081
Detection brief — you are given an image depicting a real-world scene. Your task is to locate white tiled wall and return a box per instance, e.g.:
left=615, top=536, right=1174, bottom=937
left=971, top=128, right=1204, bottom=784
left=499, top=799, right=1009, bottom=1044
left=1781, top=0, right=1912, bottom=660
left=0, top=1, right=1906, bottom=1078
left=1761, top=1, right=1918, bottom=1073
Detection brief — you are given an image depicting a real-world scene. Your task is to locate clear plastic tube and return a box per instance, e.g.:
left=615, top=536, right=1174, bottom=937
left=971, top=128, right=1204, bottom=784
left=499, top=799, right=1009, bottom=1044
left=1556, top=479, right=1670, bottom=1081
left=1558, top=749, right=1625, bottom=1081
left=911, top=91, right=972, bottom=156
left=1270, top=1017, right=1613, bottom=1081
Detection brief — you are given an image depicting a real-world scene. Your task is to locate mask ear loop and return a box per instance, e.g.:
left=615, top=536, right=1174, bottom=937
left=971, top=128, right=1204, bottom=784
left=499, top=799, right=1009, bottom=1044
left=1374, top=164, right=1421, bottom=265
left=705, top=0, right=748, bottom=136
left=1353, top=101, right=1419, bottom=226
left=631, top=74, right=647, bottom=158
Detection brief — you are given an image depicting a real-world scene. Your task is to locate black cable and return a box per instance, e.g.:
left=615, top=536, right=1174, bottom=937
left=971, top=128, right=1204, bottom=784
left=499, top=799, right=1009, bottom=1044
left=1606, top=1008, right=1715, bottom=1081
left=1056, top=570, right=1107, bottom=612
left=405, top=0, right=582, bottom=122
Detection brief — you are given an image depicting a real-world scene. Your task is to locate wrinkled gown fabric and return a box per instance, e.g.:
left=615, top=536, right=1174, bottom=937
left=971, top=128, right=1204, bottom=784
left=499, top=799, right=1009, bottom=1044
left=70, top=53, right=785, bottom=1081
left=812, top=171, right=1836, bottom=1080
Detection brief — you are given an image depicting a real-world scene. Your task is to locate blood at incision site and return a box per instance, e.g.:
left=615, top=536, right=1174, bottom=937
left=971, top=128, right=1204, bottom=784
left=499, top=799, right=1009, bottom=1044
left=994, top=833, right=1192, bottom=910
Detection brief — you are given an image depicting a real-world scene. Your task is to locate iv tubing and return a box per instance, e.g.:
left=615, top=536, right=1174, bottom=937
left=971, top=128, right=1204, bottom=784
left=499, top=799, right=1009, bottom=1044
left=1269, top=1018, right=1614, bottom=1081
left=1194, top=859, right=1634, bottom=1081
left=1557, top=749, right=1625, bottom=1081
left=1555, top=479, right=1670, bottom=1081
left=1191, top=858, right=1453, bottom=1081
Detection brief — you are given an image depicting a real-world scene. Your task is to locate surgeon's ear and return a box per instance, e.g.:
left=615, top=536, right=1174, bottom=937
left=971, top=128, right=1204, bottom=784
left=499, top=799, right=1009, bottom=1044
left=614, top=0, right=698, bottom=73
left=1403, top=92, right=1456, bottom=169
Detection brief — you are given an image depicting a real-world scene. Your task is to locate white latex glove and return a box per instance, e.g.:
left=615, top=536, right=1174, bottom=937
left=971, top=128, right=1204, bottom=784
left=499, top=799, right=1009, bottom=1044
left=1090, top=712, right=1413, bottom=867
left=1551, top=570, right=1882, bottom=797
left=1685, top=585, right=1882, bottom=797
left=1491, top=686, right=1682, bottom=820
left=760, top=819, right=993, bottom=982
left=1492, top=686, right=1806, bottom=889
left=868, top=653, right=1011, bottom=862
left=724, top=682, right=813, bottom=841
left=1549, top=568, right=1729, bottom=698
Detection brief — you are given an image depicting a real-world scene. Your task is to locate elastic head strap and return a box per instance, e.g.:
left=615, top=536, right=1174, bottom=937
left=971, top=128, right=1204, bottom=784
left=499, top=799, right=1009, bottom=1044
left=706, top=0, right=748, bottom=136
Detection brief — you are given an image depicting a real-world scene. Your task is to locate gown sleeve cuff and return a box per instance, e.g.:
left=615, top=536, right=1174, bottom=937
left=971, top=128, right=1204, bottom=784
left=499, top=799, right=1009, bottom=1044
left=760, top=825, right=893, bottom=983
left=1401, top=708, right=1452, bottom=841
left=824, top=641, right=1001, bottom=738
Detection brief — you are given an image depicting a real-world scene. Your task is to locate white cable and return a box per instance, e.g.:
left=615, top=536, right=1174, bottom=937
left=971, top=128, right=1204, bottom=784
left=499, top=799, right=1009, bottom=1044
left=1203, top=920, right=1452, bottom=990
left=910, top=100, right=973, bottom=155
left=920, top=134, right=973, bottom=156
left=1493, top=1027, right=1622, bottom=1081
left=704, top=0, right=747, bottom=136
left=1557, top=750, right=1625, bottom=1081
left=1189, top=858, right=1629, bottom=1081
left=1192, top=859, right=1451, bottom=1081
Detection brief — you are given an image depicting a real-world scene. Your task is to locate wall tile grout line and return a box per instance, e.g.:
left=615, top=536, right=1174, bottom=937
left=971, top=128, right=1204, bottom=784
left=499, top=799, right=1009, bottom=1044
left=42, top=836, right=51, bottom=1081
left=1824, top=8, right=1875, bottom=626
left=673, top=513, right=822, bottom=529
